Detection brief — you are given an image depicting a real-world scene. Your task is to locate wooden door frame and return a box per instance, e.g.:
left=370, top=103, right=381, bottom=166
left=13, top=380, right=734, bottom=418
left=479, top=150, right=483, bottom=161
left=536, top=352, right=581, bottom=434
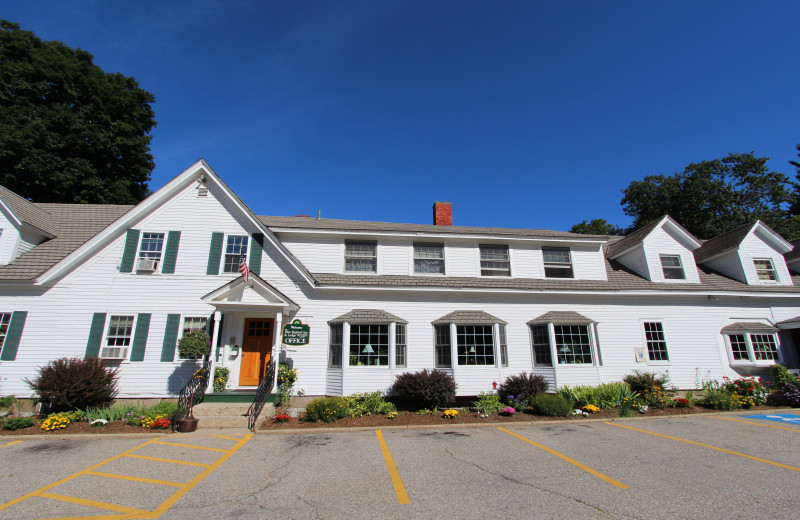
left=238, top=317, right=275, bottom=386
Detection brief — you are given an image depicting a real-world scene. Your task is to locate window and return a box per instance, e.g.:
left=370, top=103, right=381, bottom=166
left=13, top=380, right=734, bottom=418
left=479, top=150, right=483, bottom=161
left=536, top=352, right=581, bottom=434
left=554, top=325, right=592, bottom=364
left=543, top=247, right=573, bottom=278
left=530, top=324, right=553, bottom=366
left=223, top=235, right=248, bottom=273
left=414, top=243, right=444, bottom=274
left=643, top=322, right=669, bottom=361
left=499, top=325, right=508, bottom=367
left=349, top=324, right=388, bottom=366
left=345, top=241, right=377, bottom=273
left=753, top=259, right=778, bottom=282
left=395, top=324, right=407, bottom=368
left=456, top=325, right=495, bottom=365
left=180, top=316, right=208, bottom=359
left=659, top=255, right=685, bottom=280
left=139, top=232, right=165, bottom=262
left=434, top=325, right=452, bottom=368
left=101, top=315, right=134, bottom=359
left=480, top=245, right=510, bottom=276
left=0, top=313, right=11, bottom=351
left=726, top=332, right=780, bottom=364
left=329, top=323, right=343, bottom=368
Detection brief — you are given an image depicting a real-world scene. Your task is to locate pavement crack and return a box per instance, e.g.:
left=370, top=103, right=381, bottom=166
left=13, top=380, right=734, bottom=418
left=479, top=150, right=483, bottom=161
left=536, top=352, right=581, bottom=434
left=296, top=494, right=324, bottom=520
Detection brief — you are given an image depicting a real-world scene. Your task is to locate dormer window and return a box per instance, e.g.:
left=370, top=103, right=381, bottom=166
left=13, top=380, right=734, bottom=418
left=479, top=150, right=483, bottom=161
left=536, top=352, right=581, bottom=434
left=480, top=245, right=510, bottom=276
left=659, top=255, right=685, bottom=280
left=345, top=240, right=377, bottom=273
left=543, top=247, right=573, bottom=278
left=753, top=259, right=778, bottom=282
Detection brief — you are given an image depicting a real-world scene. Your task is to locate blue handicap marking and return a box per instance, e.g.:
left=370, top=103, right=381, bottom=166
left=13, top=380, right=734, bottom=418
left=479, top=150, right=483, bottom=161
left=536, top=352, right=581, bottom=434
left=742, top=413, right=800, bottom=424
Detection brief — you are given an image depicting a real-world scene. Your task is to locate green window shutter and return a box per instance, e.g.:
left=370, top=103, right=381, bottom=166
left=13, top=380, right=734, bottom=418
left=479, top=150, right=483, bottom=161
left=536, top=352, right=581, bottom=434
left=250, top=233, right=264, bottom=276
left=85, top=313, right=107, bottom=358
left=119, top=229, right=140, bottom=273
left=161, top=231, right=181, bottom=274
left=129, top=313, right=151, bottom=362
left=207, top=232, right=224, bottom=275
left=160, top=314, right=181, bottom=362
left=0, top=311, right=28, bottom=361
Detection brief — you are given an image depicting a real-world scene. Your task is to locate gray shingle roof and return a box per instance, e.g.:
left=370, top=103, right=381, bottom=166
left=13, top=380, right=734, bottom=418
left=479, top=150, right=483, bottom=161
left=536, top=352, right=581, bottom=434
left=527, top=311, right=596, bottom=325
left=330, top=309, right=407, bottom=324
left=0, top=185, right=57, bottom=236
left=694, top=222, right=755, bottom=262
left=0, top=203, right=133, bottom=281
left=720, top=322, right=779, bottom=333
left=776, top=316, right=800, bottom=328
left=785, top=239, right=800, bottom=263
left=605, top=217, right=663, bottom=258
left=433, top=311, right=506, bottom=324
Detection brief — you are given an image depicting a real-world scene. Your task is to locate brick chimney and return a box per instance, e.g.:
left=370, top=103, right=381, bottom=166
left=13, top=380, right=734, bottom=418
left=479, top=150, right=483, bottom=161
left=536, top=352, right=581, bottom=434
left=433, top=201, right=452, bottom=226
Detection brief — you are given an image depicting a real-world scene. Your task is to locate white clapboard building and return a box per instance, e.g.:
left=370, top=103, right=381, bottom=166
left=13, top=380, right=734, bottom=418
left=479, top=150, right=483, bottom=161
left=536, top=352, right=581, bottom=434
left=1, top=160, right=799, bottom=399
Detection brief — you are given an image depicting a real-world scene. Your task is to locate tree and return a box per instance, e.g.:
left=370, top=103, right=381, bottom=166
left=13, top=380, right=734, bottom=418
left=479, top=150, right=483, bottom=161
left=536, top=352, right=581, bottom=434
left=620, top=152, right=797, bottom=239
left=0, top=20, right=156, bottom=204
left=570, top=219, right=623, bottom=236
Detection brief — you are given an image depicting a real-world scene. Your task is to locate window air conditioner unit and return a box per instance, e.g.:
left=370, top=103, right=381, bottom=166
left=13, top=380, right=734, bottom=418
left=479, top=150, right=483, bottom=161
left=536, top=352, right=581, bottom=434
left=137, top=259, right=158, bottom=272
left=100, top=347, right=128, bottom=360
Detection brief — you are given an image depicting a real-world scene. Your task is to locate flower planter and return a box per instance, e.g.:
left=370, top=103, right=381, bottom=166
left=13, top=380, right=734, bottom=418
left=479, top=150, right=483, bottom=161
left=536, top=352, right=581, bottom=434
left=176, top=416, right=199, bottom=433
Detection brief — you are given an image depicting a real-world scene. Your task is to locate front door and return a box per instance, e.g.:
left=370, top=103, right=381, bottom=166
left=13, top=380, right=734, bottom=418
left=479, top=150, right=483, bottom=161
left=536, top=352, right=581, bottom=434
left=238, top=318, right=274, bottom=386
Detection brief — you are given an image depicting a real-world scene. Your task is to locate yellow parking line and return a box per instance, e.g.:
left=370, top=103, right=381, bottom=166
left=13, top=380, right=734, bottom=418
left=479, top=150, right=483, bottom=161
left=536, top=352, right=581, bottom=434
left=123, top=453, right=211, bottom=467
left=86, top=470, right=184, bottom=487
left=707, top=416, right=800, bottom=432
left=0, top=440, right=22, bottom=448
left=37, top=491, right=147, bottom=515
left=376, top=430, right=410, bottom=504
left=607, top=422, right=800, bottom=474
left=497, top=427, right=629, bottom=489
left=152, top=440, right=228, bottom=452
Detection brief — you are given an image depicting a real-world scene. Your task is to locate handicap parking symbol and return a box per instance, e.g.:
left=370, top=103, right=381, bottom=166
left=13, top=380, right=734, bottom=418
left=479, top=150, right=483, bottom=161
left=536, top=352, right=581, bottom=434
left=742, top=413, right=800, bottom=424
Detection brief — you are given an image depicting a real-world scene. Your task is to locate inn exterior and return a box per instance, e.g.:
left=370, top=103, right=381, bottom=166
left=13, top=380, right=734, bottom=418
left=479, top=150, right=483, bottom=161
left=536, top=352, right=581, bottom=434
left=1, top=160, right=799, bottom=402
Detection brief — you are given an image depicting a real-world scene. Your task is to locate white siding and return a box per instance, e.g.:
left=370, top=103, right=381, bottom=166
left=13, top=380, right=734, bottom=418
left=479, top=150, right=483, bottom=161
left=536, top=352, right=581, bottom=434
left=0, top=209, right=20, bottom=266
left=278, top=234, right=341, bottom=274
left=511, top=243, right=542, bottom=279
left=445, top=241, right=479, bottom=277
left=379, top=238, right=409, bottom=275
left=702, top=252, right=746, bottom=283
left=643, top=227, right=700, bottom=284
left=739, top=232, right=793, bottom=286
left=571, top=244, right=608, bottom=281
left=616, top=246, right=650, bottom=279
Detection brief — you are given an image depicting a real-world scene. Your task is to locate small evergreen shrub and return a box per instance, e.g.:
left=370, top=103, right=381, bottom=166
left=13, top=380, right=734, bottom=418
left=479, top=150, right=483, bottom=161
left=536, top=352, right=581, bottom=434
left=623, top=370, right=670, bottom=394
left=24, top=357, right=118, bottom=412
left=2, top=416, right=34, bottom=430
left=342, top=392, right=396, bottom=417
left=498, top=373, right=548, bottom=405
left=304, top=397, right=350, bottom=423
left=177, top=330, right=211, bottom=358
left=473, top=392, right=504, bottom=414
left=529, top=394, right=572, bottom=417
left=391, top=369, right=456, bottom=410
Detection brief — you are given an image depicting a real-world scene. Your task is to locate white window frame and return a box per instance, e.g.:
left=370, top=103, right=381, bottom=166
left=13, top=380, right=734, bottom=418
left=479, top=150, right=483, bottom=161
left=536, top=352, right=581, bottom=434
left=529, top=322, right=599, bottom=367
left=542, top=247, right=574, bottom=279
left=413, top=242, right=445, bottom=275
left=328, top=323, right=343, bottom=368
left=434, top=322, right=504, bottom=368
left=100, top=315, right=135, bottom=360
left=395, top=323, right=407, bottom=368
left=222, top=235, right=249, bottom=274
left=434, top=324, right=452, bottom=368
left=136, top=231, right=166, bottom=272
left=179, top=316, right=208, bottom=360
left=641, top=321, right=670, bottom=363
left=725, top=331, right=781, bottom=366
left=479, top=244, right=511, bottom=277
left=753, top=258, right=779, bottom=283
left=659, top=254, right=686, bottom=281
left=344, top=240, right=377, bottom=274
left=0, top=313, right=11, bottom=352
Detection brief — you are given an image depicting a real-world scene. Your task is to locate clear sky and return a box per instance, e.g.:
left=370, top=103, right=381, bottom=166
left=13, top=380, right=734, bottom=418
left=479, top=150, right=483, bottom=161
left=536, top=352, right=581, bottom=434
left=4, top=1, right=799, bottom=231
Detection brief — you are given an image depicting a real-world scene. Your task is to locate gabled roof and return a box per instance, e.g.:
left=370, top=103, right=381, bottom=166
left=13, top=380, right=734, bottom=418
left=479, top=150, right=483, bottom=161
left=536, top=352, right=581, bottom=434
left=201, top=272, right=299, bottom=310
left=329, top=309, right=407, bottom=324
left=785, top=239, right=800, bottom=263
left=694, top=221, right=792, bottom=263
left=606, top=216, right=701, bottom=259
left=433, top=311, right=506, bottom=324
left=0, top=185, right=58, bottom=236
left=527, top=311, right=596, bottom=325
left=776, top=315, right=800, bottom=328
left=720, top=322, right=779, bottom=333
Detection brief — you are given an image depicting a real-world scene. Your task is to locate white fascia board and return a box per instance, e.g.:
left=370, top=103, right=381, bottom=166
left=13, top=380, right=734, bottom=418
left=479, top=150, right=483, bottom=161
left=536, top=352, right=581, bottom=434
left=609, top=242, right=645, bottom=261
left=752, top=222, right=794, bottom=253
left=662, top=218, right=702, bottom=250
left=0, top=199, right=23, bottom=229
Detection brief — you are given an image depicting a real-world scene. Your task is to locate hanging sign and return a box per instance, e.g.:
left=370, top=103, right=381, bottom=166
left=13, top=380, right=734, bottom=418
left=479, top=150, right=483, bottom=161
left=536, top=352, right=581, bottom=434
left=282, top=319, right=310, bottom=345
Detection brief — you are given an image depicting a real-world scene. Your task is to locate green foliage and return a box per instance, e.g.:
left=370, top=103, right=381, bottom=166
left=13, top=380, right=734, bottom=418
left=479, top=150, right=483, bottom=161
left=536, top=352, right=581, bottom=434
left=24, top=357, right=118, bottom=412
left=618, top=396, right=644, bottom=415
left=529, top=394, right=572, bottom=417
left=623, top=370, right=669, bottom=395
left=276, top=363, right=298, bottom=409
left=84, top=403, right=136, bottom=422
left=570, top=219, right=624, bottom=236
left=149, top=401, right=178, bottom=418
left=770, top=364, right=800, bottom=388
left=556, top=382, right=632, bottom=409
left=498, top=372, right=548, bottom=405
left=304, top=397, right=350, bottom=423
left=473, top=392, right=504, bottom=414
left=702, top=386, right=740, bottom=411
left=391, top=369, right=456, bottom=410
left=2, top=416, right=33, bottom=430
left=177, top=331, right=211, bottom=358
left=723, top=376, right=767, bottom=406
left=342, top=392, right=396, bottom=417
left=0, top=395, right=18, bottom=410
left=213, top=367, right=230, bottom=393
left=0, top=20, right=156, bottom=204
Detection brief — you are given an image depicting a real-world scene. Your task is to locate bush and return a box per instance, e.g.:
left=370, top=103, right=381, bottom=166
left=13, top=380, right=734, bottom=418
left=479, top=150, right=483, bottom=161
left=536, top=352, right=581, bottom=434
left=498, top=373, right=548, bottom=405
left=177, top=330, right=211, bottom=358
left=723, top=376, right=767, bottom=406
left=24, top=357, right=118, bottom=412
left=557, top=382, right=632, bottom=409
left=529, top=394, right=572, bottom=417
left=623, top=370, right=670, bottom=394
left=770, top=364, right=800, bottom=388
left=213, top=367, right=230, bottom=393
left=473, top=392, right=504, bottom=414
left=342, top=392, right=396, bottom=417
left=2, top=416, right=33, bottom=430
left=304, top=397, right=350, bottom=423
left=391, top=369, right=456, bottom=410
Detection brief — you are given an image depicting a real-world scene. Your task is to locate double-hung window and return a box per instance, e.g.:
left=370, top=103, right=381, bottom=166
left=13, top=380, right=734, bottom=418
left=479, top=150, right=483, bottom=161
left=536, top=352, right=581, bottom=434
left=659, top=255, right=685, bottom=280
left=753, top=259, right=778, bottom=282
left=223, top=235, right=248, bottom=273
left=480, top=245, right=510, bottom=276
left=328, top=324, right=343, bottom=368
left=530, top=324, right=553, bottom=366
left=543, top=247, right=573, bottom=278
left=528, top=313, right=599, bottom=366
left=414, top=243, right=444, bottom=274
left=395, top=324, right=407, bottom=368
left=0, top=313, right=11, bottom=353
left=434, top=325, right=452, bottom=368
left=726, top=332, right=780, bottom=364
left=643, top=322, right=669, bottom=361
left=136, top=232, right=164, bottom=271
left=101, top=315, right=134, bottom=359
left=345, top=241, right=377, bottom=273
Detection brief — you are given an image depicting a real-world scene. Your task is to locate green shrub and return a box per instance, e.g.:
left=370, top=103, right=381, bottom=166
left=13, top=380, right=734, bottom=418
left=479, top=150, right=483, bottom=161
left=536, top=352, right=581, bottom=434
left=213, top=367, right=230, bottom=393
left=391, top=369, right=456, bottom=410
left=85, top=403, right=136, bottom=422
left=177, top=330, right=211, bottom=358
left=342, top=392, right=396, bottom=417
left=2, top=416, right=34, bottom=430
left=702, top=389, right=740, bottom=410
left=304, top=397, right=350, bottom=423
left=529, top=394, right=572, bottom=417
left=498, top=373, right=548, bottom=405
left=150, top=401, right=178, bottom=418
left=473, top=392, right=504, bottom=414
left=623, top=370, right=669, bottom=394
left=0, top=395, right=18, bottom=409
left=770, top=364, right=800, bottom=388
left=24, top=357, right=118, bottom=412
left=557, top=382, right=632, bottom=409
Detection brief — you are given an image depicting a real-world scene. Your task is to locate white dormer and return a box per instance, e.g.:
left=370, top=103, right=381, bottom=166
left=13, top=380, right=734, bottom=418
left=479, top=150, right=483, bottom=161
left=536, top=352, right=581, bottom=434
left=607, top=216, right=702, bottom=283
left=694, top=221, right=793, bottom=286
left=0, top=186, right=56, bottom=266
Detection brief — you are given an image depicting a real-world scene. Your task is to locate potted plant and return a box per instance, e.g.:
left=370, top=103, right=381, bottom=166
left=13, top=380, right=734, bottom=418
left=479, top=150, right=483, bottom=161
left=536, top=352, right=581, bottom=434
left=177, top=330, right=211, bottom=359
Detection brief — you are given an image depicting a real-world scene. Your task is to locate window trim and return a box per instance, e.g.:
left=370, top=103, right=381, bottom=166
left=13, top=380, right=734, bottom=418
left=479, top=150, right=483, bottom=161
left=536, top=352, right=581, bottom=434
left=0, top=312, right=11, bottom=353
left=724, top=330, right=781, bottom=366
left=659, top=254, right=686, bottom=282
left=344, top=240, right=378, bottom=274
left=542, top=247, right=574, bottom=279
left=328, top=323, right=343, bottom=368
left=479, top=244, right=511, bottom=277
left=753, top=258, right=779, bottom=283
left=641, top=321, right=670, bottom=363
left=100, top=315, right=136, bottom=360
left=528, top=321, right=599, bottom=367
left=136, top=231, right=166, bottom=272
left=434, top=321, right=504, bottom=368
left=222, top=234, right=249, bottom=274
left=412, top=242, right=445, bottom=275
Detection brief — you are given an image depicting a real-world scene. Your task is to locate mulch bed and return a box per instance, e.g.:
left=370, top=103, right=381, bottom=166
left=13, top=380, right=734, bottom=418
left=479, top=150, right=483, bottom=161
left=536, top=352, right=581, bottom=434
left=0, top=419, right=167, bottom=436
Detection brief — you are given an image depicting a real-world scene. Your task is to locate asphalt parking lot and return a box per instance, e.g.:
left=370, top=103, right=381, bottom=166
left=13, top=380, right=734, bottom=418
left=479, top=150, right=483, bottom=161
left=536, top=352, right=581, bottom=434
left=1, top=412, right=799, bottom=519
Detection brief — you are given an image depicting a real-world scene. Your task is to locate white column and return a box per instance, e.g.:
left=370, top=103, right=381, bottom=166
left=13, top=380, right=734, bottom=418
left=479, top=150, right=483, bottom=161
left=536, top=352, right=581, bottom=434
left=272, top=311, right=282, bottom=392
left=389, top=322, right=396, bottom=370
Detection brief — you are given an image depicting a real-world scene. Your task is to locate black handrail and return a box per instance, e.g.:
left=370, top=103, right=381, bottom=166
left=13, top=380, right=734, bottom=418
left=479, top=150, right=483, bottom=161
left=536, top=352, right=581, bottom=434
left=245, top=359, right=276, bottom=431
left=172, top=358, right=212, bottom=431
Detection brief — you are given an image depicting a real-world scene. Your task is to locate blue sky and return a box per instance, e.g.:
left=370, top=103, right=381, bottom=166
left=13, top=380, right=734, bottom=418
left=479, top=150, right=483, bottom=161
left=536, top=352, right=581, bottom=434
left=5, top=1, right=800, bottom=231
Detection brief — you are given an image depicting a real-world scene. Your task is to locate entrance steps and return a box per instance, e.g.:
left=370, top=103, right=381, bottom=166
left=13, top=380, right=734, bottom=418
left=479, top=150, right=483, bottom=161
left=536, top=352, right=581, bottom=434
left=192, top=392, right=276, bottom=429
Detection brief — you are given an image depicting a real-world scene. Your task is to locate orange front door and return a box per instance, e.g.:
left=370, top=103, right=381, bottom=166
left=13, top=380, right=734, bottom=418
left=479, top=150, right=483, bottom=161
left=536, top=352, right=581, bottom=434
left=238, top=318, right=274, bottom=386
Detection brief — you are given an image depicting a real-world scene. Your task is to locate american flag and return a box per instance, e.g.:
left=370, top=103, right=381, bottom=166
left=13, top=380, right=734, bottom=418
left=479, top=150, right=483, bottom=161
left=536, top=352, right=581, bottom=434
left=238, top=252, right=249, bottom=283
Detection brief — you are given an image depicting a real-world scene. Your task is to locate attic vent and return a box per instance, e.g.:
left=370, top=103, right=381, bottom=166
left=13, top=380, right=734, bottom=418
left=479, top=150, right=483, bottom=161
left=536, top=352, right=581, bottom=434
left=197, top=186, right=208, bottom=197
